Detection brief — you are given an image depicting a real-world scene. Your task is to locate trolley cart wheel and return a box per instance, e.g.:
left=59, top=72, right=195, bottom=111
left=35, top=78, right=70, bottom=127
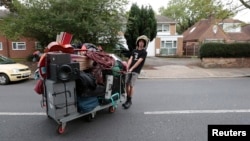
left=108, top=106, right=116, bottom=113
left=57, top=123, right=66, bottom=134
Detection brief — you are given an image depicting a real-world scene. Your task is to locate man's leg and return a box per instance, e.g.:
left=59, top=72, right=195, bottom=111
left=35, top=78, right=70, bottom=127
left=123, top=84, right=132, bottom=108
left=122, top=73, right=131, bottom=108
left=123, top=73, right=138, bottom=109
left=126, top=83, right=133, bottom=96
left=123, top=85, right=133, bottom=109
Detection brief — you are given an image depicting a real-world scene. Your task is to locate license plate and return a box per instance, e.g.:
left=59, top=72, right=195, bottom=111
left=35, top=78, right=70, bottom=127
left=22, top=73, right=30, bottom=77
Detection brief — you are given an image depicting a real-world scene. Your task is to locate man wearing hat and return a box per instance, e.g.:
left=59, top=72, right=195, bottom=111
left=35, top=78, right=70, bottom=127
left=123, top=35, right=149, bottom=109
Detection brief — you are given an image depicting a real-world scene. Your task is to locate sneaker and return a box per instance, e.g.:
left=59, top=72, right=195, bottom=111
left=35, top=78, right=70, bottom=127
left=122, top=101, right=132, bottom=109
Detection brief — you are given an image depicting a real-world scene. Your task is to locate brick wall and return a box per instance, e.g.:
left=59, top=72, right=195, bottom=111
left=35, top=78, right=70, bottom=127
left=155, top=37, right=161, bottom=56
left=0, top=34, right=8, bottom=56
left=170, top=23, right=176, bottom=35
left=201, top=58, right=250, bottom=68
left=176, top=37, right=183, bottom=56
left=0, top=35, right=36, bottom=58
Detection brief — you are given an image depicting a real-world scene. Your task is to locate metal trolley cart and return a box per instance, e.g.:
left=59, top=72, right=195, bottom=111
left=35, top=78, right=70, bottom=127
left=37, top=52, right=126, bottom=134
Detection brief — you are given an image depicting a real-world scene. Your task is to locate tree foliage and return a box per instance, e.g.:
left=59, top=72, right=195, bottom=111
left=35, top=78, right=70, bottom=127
left=0, top=0, right=128, bottom=47
left=124, top=3, right=157, bottom=52
left=159, top=0, right=235, bottom=34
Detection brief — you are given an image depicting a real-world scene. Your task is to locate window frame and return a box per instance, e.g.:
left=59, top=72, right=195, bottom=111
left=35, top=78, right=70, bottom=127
left=222, top=23, right=241, bottom=33
left=0, top=42, right=2, bottom=50
left=12, top=42, right=26, bottom=50
left=35, top=42, right=43, bottom=50
left=157, top=24, right=170, bottom=32
left=204, top=39, right=225, bottom=43
left=161, top=40, right=177, bottom=48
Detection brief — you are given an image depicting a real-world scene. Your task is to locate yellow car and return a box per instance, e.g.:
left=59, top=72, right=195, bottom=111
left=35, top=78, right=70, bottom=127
left=0, top=55, right=31, bottom=85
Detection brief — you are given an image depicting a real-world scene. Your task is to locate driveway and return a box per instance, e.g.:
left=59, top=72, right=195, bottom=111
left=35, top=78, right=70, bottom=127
left=143, top=57, right=201, bottom=69
left=140, top=57, right=250, bottom=79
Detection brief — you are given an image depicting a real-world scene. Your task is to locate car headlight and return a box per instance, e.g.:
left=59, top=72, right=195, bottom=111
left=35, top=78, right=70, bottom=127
left=12, top=69, right=20, bottom=73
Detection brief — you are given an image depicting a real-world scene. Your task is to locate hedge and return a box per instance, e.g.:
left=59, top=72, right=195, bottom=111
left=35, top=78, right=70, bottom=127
left=199, top=43, right=250, bottom=59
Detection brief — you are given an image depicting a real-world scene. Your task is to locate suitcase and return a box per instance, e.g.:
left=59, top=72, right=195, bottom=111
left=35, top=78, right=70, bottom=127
left=45, top=80, right=77, bottom=119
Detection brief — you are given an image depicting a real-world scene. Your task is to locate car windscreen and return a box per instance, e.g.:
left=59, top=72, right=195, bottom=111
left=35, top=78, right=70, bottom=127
left=0, top=56, right=16, bottom=64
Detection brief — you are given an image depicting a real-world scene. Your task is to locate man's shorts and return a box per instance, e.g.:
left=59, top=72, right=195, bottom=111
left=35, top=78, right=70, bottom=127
left=125, top=72, right=139, bottom=87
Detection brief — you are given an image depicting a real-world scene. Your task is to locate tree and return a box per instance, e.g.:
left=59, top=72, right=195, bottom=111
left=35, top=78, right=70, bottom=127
left=159, top=0, right=235, bottom=34
left=0, top=0, right=128, bottom=48
left=124, top=3, right=157, bottom=52
left=239, top=0, right=250, bottom=8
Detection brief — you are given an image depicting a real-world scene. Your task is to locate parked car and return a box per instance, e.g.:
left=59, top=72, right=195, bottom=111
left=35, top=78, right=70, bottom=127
left=0, top=55, right=31, bottom=85
left=113, top=43, right=131, bottom=58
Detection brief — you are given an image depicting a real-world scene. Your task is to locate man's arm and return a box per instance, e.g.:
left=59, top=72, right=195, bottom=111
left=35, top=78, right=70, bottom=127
left=126, top=56, right=133, bottom=71
left=128, top=58, right=144, bottom=72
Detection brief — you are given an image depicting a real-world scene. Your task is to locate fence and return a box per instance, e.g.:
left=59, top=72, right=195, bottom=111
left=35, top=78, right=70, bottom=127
left=183, top=45, right=200, bottom=56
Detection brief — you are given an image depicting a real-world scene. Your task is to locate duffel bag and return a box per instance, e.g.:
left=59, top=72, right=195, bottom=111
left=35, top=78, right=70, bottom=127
left=77, top=96, right=99, bottom=113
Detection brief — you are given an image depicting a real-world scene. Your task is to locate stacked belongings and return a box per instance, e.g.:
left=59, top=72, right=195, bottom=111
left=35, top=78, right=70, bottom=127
left=34, top=39, right=127, bottom=114
left=74, top=43, right=126, bottom=113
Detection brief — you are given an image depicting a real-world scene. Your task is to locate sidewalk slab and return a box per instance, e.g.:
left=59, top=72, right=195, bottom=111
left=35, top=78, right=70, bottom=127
left=139, top=65, right=250, bottom=79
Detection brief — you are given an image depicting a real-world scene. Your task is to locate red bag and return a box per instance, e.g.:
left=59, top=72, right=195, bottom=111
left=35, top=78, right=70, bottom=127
left=34, top=79, right=44, bottom=95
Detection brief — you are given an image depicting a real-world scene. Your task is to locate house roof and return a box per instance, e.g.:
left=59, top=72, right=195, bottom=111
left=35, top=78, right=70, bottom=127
left=227, top=32, right=250, bottom=41
left=156, top=15, right=177, bottom=23
left=183, top=19, right=213, bottom=41
left=183, top=17, right=250, bottom=42
left=242, top=24, right=250, bottom=36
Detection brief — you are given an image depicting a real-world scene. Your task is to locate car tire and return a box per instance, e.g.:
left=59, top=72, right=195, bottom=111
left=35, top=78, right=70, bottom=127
left=0, top=73, right=10, bottom=85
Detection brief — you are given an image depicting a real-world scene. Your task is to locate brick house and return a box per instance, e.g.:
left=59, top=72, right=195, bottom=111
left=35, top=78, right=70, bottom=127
left=183, top=17, right=250, bottom=56
left=0, top=35, right=37, bottom=59
left=0, top=10, right=37, bottom=59
left=148, top=15, right=183, bottom=57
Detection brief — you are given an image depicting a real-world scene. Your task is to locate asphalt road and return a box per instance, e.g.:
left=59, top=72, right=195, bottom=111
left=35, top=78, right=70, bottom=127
left=1, top=78, right=250, bottom=141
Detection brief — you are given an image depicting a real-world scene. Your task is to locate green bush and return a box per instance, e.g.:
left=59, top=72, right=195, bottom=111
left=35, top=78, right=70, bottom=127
left=199, top=43, right=250, bottom=59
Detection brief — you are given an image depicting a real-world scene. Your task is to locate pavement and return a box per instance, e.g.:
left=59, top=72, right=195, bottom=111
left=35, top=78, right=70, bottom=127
left=139, top=57, right=250, bottom=79
left=27, top=57, right=250, bottom=79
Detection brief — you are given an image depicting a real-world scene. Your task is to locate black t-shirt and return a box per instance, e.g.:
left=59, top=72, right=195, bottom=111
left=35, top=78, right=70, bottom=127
left=129, top=49, right=147, bottom=74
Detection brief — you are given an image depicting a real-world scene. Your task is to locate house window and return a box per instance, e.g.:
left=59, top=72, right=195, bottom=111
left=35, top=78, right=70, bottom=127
left=222, top=23, right=241, bottom=33
left=160, top=40, right=177, bottom=55
left=204, top=39, right=224, bottom=43
left=0, top=42, right=2, bottom=50
left=35, top=42, right=43, bottom=49
left=12, top=42, right=26, bottom=50
left=157, top=24, right=169, bottom=32
left=161, top=40, right=177, bottom=48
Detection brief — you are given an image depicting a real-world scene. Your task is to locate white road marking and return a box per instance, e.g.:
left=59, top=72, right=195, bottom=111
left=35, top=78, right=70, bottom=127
left=144, top=109, right=250, bottom=115
left=1, top=109, right=250, bottom=116
left=0, top=112, right=46, bottom=116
